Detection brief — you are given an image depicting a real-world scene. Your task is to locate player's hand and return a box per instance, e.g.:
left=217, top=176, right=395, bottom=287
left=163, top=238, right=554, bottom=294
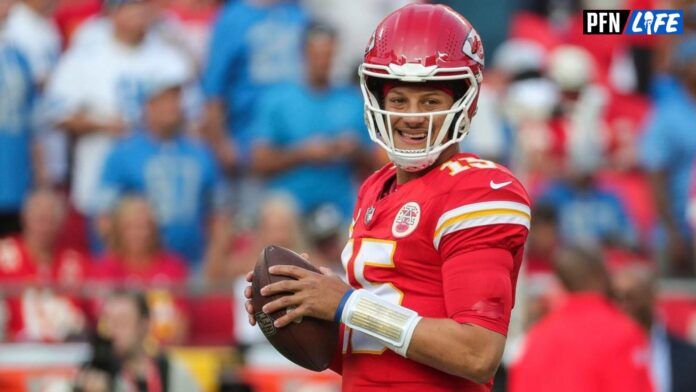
left=244, top=253, right=339, bottom=327
left=260, top=259, right=351, bottom=328
left=244, top=270, right=257, bottom=326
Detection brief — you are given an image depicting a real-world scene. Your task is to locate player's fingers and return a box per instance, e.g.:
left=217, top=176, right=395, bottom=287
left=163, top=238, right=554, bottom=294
left=273, top=304, right=308, bottom=328
left=244, top=285, right=252, bottom=299
left=268, top=264, right=313, bottom=279
left=246, top=270, right=254, bottom=283
left=260, top=279, right=302, bottom=296
left=245, top=300, right=257, bottom=325
left=318, top=266, right=334, bottom=276
left=262, top=294, right=302, bottom=315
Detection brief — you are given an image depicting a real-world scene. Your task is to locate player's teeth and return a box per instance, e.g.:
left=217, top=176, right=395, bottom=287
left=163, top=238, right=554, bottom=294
left=405, top=133, right=426, bottom=138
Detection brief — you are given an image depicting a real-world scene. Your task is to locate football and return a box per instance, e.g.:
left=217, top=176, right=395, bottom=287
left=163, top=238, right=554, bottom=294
left=251, top=245, right=340, bottom=371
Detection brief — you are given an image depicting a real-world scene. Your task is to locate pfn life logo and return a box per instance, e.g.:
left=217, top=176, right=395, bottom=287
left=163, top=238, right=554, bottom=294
left=584, top=9, right=683, bottom=35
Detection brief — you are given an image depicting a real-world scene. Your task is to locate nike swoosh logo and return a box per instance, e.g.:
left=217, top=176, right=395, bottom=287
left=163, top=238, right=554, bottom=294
left=490, top=180, right=512, bottom=190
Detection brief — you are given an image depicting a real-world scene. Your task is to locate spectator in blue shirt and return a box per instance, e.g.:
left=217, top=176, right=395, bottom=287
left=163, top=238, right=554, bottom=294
left=101, top=76, right=225, bottom=266
left=640, top=37, right=696, bottom=276
left=0, top=8, right=42, bottom=238
left=201, top=0, right=308, bottom=170
left=250, top=23, right=375, bottom=221
left=537, top=167, right=637, bottom=251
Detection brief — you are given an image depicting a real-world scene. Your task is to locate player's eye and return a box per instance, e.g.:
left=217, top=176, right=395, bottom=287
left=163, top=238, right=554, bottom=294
left=423, top=98, right=442, bottom=106
left=387, top=97, right=406, bottom=105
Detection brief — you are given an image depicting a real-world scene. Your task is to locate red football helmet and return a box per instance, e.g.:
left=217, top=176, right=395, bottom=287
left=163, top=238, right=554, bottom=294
left=359, top=4, right=485, bottom=171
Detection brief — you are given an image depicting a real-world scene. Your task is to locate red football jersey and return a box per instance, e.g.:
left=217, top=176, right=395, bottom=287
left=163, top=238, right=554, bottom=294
left=0, top=237, right=90, bottom=342
left=339, top=153, right=531, bottom=391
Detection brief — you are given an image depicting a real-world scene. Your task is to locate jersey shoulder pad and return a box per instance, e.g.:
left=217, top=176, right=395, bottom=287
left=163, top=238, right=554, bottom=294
left=432, top=157, right=530, bottom=251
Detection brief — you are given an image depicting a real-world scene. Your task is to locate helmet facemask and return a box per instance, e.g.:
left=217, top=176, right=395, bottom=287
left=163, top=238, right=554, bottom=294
left=359, top=63, right=480, bottom=172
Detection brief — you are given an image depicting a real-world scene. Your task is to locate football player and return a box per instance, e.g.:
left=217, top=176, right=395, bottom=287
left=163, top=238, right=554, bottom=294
left=244, top=4, right=531, bottom=391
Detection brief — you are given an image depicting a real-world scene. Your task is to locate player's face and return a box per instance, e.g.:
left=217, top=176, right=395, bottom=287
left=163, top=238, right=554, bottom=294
left=383, top=86, right=455, bottom=151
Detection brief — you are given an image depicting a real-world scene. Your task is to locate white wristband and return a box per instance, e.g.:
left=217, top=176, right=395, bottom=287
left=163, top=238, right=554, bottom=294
left=341, top=289, right=422, bottom=357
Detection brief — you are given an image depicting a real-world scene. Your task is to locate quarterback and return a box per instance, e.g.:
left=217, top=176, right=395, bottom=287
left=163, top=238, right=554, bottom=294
left=245, top=4, right=531, bottom=391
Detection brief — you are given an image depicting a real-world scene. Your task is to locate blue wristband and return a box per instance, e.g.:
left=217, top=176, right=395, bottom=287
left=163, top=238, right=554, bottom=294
left=334, top=288, right=355, bottom=323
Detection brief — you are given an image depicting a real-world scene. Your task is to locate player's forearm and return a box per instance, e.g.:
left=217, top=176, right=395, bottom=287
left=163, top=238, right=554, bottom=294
left=339, top=288, right=505, bottom=384
left=405, top=318, right=505, bottom=384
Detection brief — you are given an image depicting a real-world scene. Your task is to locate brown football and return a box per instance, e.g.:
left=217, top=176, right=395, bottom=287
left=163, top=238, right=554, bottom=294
left=251, top=245, right=339, bottom=371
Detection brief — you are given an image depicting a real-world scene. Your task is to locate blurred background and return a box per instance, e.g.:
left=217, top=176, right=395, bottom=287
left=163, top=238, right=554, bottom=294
left=0, top=0, right=695, bottom=391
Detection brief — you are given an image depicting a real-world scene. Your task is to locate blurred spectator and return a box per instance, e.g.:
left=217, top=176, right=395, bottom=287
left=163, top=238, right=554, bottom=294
left=303, top=203, right=346, bottom=275
left=524, top=205, right=559, bottom=274
left=491, top=39, right=560, bottom=186
left=536, top=169, right=637, bottom=249
left=160, top=0, right=220, bottom=68
left=92, top=196, right=189, bottom=345
left=75, top=291, right=200, bottom=392
left=0, top=0, right=45, bottom=238
left=99, top=76, right=224, bottom=266
left=0, top=190, right=89, bottom=342
left=250, top=23, right=373, bottom=221
left=43, top=0, right=193, bottom=230
left=201, top=0, right=307, bottom=172
left=209, top=195, right=309, bottom=366
left=53, top=0, right=101, bottom=45
left=534, top=45, right=638, bottom=249
left=640, top=37, right=696, bottom=276
left=205, top=194, right=307, bottom=285
left=4, top=0, right=60, bottom=86
left=547, top=45, right=607, bottom=175
left=510, top=247, right=653, bottom=392
left=613, top=262, right=696, bottom=392
left=301, top=0, right=416, bottom=83
left=463, top=38, right=550, bottom=167
left=92, top=196, right=188, bottom=287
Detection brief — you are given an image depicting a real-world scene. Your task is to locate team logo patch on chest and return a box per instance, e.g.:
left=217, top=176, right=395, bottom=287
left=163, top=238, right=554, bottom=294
left=392, top=202, right=421, bottom=238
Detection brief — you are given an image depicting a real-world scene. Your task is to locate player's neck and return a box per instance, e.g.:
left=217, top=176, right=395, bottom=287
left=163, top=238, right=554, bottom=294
left=395, top=145, right=459, bottom=185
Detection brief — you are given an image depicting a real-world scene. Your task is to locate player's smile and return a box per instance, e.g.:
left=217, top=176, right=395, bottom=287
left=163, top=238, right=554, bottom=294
left=384, top=85, right=454, bottom=152
left=395, top=128, right=429, bottom=148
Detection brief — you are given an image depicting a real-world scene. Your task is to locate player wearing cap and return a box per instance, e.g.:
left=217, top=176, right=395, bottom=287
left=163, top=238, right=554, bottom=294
left=245, top=4, right=530, bottom=391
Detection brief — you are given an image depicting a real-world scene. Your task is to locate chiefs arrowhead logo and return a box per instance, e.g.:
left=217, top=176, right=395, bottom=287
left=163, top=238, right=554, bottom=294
left=365, top=31, right=376, bottom=55
left=462, top=29, right=484, bottom=66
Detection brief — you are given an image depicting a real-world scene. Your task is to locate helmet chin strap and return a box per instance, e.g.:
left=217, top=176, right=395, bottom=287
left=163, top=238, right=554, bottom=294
left=389, top=151, right=441, bottom=172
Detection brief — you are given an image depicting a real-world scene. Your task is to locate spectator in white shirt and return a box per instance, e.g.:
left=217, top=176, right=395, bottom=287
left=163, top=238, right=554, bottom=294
left=4, top=0, right=60, bottom=86
left=43, top=0, right=193, bottom=249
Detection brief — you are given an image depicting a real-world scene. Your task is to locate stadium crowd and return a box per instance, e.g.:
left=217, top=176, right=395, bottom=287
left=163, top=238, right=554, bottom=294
left=0, top=0, right=695, bottom=390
